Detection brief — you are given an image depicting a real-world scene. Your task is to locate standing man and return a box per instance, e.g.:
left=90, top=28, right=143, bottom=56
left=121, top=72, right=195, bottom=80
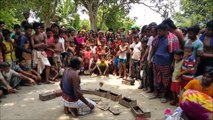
left=149, top=23, right=179, bottom=103
left=60, top=56, right=95, bottom=116
left=31, top=22, right=54, bottom=84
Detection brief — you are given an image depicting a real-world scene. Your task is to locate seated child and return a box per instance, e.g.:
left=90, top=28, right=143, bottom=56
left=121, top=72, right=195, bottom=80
left=178, top=45, right=196, bottom=89
left=89, top=55, right=98, bottom=75
left=49, top=63, right=59, bottom=82
left=83, top=45, right=93, bottom=72
left=53, top=34, right=63, bottom=71
left=97, top=53, right=109, bottom=76
left=170, top=49, right=184, bottom=105
left=0, top=62, right=35, bottom=91
left=14, top=58, right=41, bottom=84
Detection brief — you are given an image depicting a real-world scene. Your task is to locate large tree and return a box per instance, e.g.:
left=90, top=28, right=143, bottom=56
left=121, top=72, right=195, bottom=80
left=174, top=0, right=213, bottom=26
left=79, top=0, right=177, bottom=31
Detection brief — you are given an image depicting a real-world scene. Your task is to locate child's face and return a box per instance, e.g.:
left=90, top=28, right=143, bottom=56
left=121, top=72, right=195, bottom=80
left=142, top=42, right=147, bottom=48
left=188, top=31, right=197, bottom=40
left=184, top=48, right=192, bottom=57
left=20, top=60, right=26, bottom=66
left=3, top=67, right=10, bottom=73
left=174, top=54, right=182, bottom=61
left=150, top=28, right=157, bottom=36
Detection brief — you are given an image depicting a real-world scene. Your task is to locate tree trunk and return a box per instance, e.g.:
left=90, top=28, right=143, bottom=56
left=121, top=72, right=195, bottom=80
left=88, top=8, right=98, bottom=31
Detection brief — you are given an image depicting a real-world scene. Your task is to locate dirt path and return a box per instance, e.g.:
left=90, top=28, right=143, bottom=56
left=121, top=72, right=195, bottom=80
left=0, top=75, right=175, bottom=120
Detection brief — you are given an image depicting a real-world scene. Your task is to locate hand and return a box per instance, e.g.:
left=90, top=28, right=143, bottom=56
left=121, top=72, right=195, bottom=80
left=29, top=78, right=35, bottom=85
left=87, top=102, right=95, bottom=110
left=148, top=60, right=152, bottom=66
left=7, top=86, right=15, bottom=93
left=176, top=73, right=182, bottom=79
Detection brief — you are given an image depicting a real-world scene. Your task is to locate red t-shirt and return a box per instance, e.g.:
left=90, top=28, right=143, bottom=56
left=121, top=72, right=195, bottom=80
left=45, top=36, right=54, bottom=57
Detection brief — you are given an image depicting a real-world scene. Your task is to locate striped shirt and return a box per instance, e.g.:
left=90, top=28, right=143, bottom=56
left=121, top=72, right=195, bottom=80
left=181, top=55, right=196, bottom=81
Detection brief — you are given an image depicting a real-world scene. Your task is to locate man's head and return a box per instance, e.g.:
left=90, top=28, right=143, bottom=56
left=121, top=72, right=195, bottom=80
left=51, top=23, right=60, bottom=35
left=69, top=56, right=82, bottom=70
left=33, top=22, right=41, bottom=33
left=162, top=18, right=177, bottom=31
left=2, top=29, right=11, bottom=39
left=24, top=24, right=32, bottom=36
left=184, top=45, right=193, bottom=57
left=202, top=66, right=213, bottom=87
left=157, top=23, right=169, bottom=37
left=187, top=25, right=200, bottom=41
left=14, top=24, right=21, bottom=34
left=0, top=62, right=11, bottom=73
left=46, top=27, right=53, bottom=38
left=133, top=34, right=140, bottom=43
left=23, top=12, right=30, bottom=19
left=205, top=20, right=213, bottom=37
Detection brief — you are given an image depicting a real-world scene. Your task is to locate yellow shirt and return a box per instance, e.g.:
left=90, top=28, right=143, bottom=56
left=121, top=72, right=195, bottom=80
left=3, top=40, right=16, bottom=62
left=172, top=60, right=183, bottom=82
left=184, top=79, right=213, bottom=97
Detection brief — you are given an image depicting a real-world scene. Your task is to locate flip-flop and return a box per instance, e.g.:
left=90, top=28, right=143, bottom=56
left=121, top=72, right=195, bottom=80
left=161, top=98, right=167, bottom=103
left=149, top=95, right=158, bottom=100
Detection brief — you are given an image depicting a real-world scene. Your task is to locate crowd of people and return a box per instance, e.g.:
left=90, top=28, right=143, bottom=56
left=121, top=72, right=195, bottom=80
left=0, top=12, right=212, bottom=119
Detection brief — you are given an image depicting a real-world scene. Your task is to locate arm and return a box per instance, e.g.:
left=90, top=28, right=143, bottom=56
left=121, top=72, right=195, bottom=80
left=2, top=43, right=13, bottom=54
left=0, top=77, right=14, bottom=92
left=19, top=37, right=32, bottom=54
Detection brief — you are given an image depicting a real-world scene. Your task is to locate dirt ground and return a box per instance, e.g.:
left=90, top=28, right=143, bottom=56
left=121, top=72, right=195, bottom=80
left=0, top=75, right=175, bottom=120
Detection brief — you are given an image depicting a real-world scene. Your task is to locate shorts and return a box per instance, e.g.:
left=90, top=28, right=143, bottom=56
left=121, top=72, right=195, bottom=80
left=171, top=82, right=180, bottom=94
left=114, top=58, right=120, bottom=69
left=119, top=59, right=127, bottom=63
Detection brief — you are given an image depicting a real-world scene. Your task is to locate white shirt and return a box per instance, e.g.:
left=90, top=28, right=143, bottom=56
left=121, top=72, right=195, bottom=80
left=59, top=37, right=65, bottom=53
left=90, top=46, right=97, bottom=55
left=147, top=36, right=155, bottom=61
left=119, top=45, right=127, bottom=59
left=130, top=41, right=142, bottom=60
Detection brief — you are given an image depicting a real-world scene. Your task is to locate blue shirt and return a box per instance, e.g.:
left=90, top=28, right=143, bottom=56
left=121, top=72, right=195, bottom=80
left=153, top=37, right=172, bottom=65
left=20, top=35, right=32, bottom=54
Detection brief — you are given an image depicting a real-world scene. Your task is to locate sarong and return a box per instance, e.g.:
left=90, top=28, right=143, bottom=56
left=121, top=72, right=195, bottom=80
left=62, top=98, right=96, bottom=115
left=33, top=50, right=50, bottom=74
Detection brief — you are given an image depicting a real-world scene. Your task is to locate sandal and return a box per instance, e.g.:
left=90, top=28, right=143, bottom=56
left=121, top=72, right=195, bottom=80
left=170, top=100, right=176, bottom=106
left=161, top=98, right=167, bottom=103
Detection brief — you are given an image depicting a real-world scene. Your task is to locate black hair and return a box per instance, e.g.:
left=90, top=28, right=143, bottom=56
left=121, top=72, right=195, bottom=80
left=0, top=62, right=10, bottom=68
left=133, top=34, right=139, bottom=38
left=187, top=25, right=200, bottom=35
left=179, top=27, right=188, bottom=35
left=162, top=18, right=177, bottom=29
left=141, top=25, right=148, bottom=33
left=206, top=20, right=213, bottom=29
left=46, top=27, right=52, bottom=32
left=14, top=24, right=21, bottom=29
left=2, top=29, right=11, bottom=37
left=157, top=23, right=169, bottom=30
left=54, top=34, right=60, bottom=39
left=24, top=24, right=32, bottom=31
left=59, top=29, right=65, bottom=34
left=69, top=56, right=81, bottom=69
left=108, top=28, right=113, bottom=32
left=18, top=57, right=26, bottom=63
left=148, top=22, right=157, bottom=27
left=141, top=37, right=149, bottom=43
left=184, top=44, right=193, bottom=51
left=174, top=49, right=184, bottom=56
left=51, top=23, right=59, bottom=29
left=0, top=21, right=5, bottom=25
left=204, top=66, right=213, bottom=77
left=33, top=22, right=41, bottom=30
